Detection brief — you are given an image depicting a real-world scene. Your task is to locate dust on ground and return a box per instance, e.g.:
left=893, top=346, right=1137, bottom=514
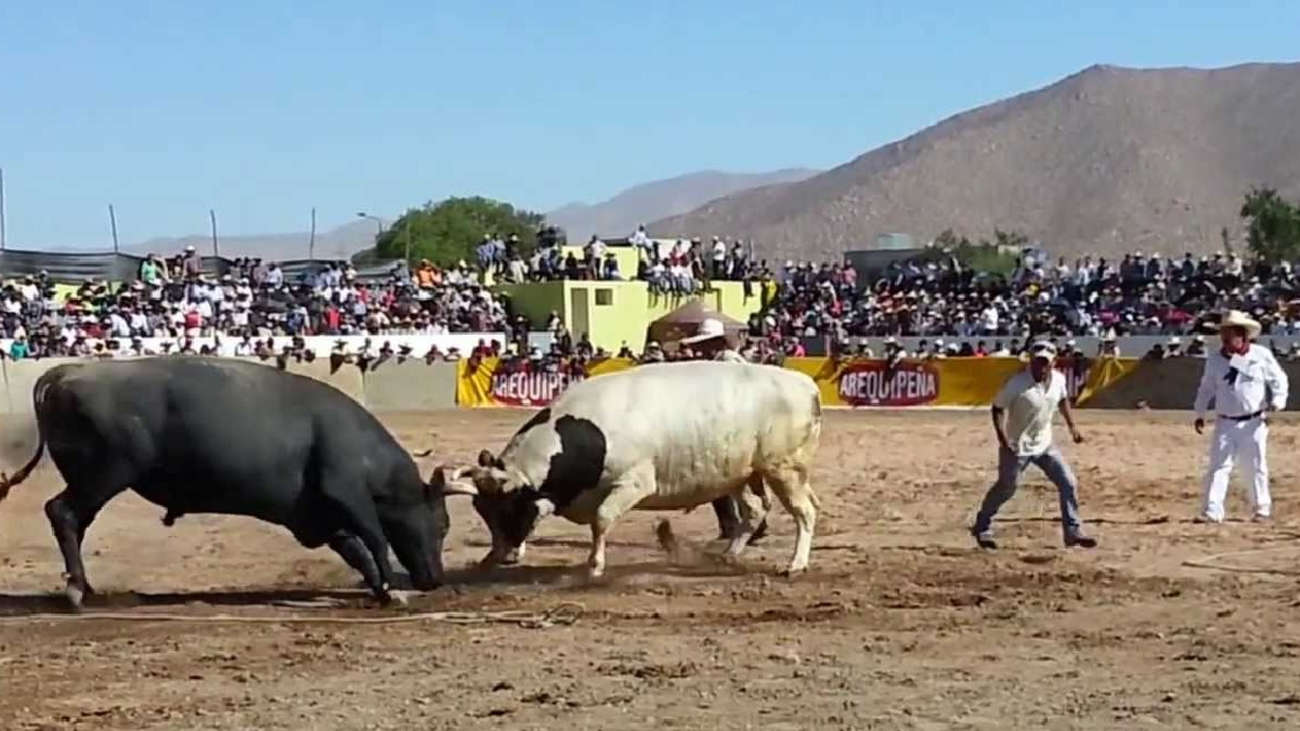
left=3, top=409, right=1300, bottom=730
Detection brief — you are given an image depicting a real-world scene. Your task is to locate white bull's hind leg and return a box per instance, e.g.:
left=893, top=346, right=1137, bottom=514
left=587, top=461, right=656, bottom=579
left=724, top=473, right=770, bottom=558
left=765, top=463, right=818, bottom=575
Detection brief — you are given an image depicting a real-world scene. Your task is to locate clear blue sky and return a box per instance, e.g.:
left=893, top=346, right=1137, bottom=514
left=2, top=1, right=1298, bottom=248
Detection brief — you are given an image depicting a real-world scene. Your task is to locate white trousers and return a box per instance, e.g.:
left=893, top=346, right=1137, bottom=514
left=1202, top=417, right=1270, bottom=521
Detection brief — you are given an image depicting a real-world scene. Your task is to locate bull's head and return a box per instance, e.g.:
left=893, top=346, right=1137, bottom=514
left=372, top=461, right=477, bottom=592
left=435, top=450, right=555, bottom=567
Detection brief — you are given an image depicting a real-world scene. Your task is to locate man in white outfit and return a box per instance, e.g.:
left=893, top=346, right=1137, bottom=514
left=680, top=317, right=746, bottom=363
left=1193, top=310, right=1289, bottom=523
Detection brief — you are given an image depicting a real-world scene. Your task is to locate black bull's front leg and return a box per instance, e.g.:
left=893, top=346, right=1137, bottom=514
left=328, top=531, right=391, bottom=602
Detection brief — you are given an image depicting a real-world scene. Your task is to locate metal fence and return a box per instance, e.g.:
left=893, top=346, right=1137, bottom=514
left=0, top=248, right=401, bottom=284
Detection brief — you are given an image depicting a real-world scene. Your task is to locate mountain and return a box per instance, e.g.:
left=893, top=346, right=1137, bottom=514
left=651, top=63, right=1300, bottom=261
left=125, top=219, right=378, bottom=261
left=546, top=168, right=819, bottom=243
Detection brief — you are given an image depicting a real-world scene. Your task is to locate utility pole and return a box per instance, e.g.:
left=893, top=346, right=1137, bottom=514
left=0, top=166, right=6, bottom=250
left=108, top=204, right=120, bottom=252
left=210, top=209, right=219, bottom=258
left=309, top=207, right=317, bottom=261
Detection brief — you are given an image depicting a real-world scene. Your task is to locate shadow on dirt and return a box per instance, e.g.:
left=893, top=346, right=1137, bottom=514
left=444, top=554, right=754, bottom=582
left=0, top=587, right=374, bottom=616
left=0, top=560, right=762, bottom=617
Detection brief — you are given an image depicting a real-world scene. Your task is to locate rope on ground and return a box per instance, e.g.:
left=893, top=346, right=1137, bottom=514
left=0, top=601, right=585, bottom=628
left=1182, top=546, right=1300, bottom=576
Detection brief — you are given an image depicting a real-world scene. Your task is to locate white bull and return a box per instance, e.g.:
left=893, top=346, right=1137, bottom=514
left=441, top=360, right=823, bottom=577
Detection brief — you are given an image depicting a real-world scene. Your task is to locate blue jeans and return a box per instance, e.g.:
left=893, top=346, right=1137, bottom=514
left=974, top=446, right=1085, bottom=536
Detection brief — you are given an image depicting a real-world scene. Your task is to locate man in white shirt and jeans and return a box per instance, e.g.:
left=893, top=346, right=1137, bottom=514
left=1193, top=310, right=1288, bottom=523
left=972, top=340, right=1096, bottom=549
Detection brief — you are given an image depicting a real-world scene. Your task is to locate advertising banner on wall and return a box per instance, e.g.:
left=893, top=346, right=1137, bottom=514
left=457, top=357, right=634, bottom=407
left=459, top=355, right=1120, bottom=409
left=784, top=356, right=1094, bottom=408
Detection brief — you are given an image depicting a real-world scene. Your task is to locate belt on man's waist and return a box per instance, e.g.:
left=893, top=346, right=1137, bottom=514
left=1217, top=410, right=1264, bottom=421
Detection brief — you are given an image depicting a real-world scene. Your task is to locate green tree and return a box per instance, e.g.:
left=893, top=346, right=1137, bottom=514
left=1241, top=187, right=1300, bottom=263
left=992, top=228, right=1030, bottom=250
left=926, top=228, right=1021, bottom=276
left=373, top=196, right=546, bottom=265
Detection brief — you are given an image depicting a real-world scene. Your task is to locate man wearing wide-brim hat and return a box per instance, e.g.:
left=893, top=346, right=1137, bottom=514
left=679, top=317, right=744, bottom=363
left=677, top=317, right=766, bottom=543
left=1192, top=309, right=1289, bottom=523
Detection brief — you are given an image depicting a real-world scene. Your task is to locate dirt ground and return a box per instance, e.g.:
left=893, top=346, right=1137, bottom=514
left=3, top=409, right=1300, bottom=730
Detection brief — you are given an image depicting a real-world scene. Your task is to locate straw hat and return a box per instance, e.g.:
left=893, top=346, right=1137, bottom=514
left=1217, top=309, right=1262, bottom=339
left=1028, top=341, right=1058, bottom=360
left=681, top=318, right=727, bottom=344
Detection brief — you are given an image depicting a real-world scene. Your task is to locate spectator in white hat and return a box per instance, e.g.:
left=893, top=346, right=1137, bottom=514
left=972, top=340, right=1095, bottom=550
left=679, top=317, right=744, bottom=363
left=1193, top=310, right=1289, bottom=523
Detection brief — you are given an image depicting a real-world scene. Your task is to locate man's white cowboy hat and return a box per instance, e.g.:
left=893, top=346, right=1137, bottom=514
left=1028, top=340, right=1058, bottom=360
left=1217, top=309, right=1262, bottom=339
left=681, top=317, right=728, bottom=344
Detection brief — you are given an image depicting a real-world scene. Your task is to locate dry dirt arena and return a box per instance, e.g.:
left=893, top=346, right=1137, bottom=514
left=3, top=409, right=1300, bottom=730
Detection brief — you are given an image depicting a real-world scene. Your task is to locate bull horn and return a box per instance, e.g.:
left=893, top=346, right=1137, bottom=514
left=431, top=466, right=479, bottom=497
left=442, top=479, right=479, bottom=497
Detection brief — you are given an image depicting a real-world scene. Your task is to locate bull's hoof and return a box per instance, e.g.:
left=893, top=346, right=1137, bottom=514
left=478, top=548, right=511, bottom=570
left=64, top=583, right=86, bottom=610
left=410, top=578, right=443, bottom=592
left=779, top=566, right=808, bottom=579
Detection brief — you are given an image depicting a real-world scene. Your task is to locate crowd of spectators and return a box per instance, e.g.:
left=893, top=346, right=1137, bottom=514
left=484, top=225, right=770, bottom=297
left=0, top=244, right=513, bottom=360
left=11, top=226, right=1300, bottom=367
left=753, top=249, right=1300, bottom=347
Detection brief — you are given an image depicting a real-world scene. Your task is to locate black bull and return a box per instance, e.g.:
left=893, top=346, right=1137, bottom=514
left=0, top=357, right=468, bottom=607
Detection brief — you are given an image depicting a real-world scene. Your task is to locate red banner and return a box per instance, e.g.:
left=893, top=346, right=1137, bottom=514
left=837, top=361, right=941, bottom=407
left=456, top=357, right=636, bottom=407
left=489, top=370, right=585, bottom=407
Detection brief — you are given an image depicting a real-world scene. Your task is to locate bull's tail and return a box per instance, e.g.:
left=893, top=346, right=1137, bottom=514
left=0, top=369, right=58, bottom=502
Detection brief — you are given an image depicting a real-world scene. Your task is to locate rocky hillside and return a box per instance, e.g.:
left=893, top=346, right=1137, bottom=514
left=651, top=63, right=1300, bottom=261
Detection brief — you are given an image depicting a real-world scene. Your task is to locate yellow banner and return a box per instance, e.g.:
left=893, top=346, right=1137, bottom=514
left=784, top=356, right=1031, bottom=407
left=456, top=357, right=635, bottom=407
left=1073, top=356, right=1142, bottom=406
left=457, top=355, right=1136, bottom=409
